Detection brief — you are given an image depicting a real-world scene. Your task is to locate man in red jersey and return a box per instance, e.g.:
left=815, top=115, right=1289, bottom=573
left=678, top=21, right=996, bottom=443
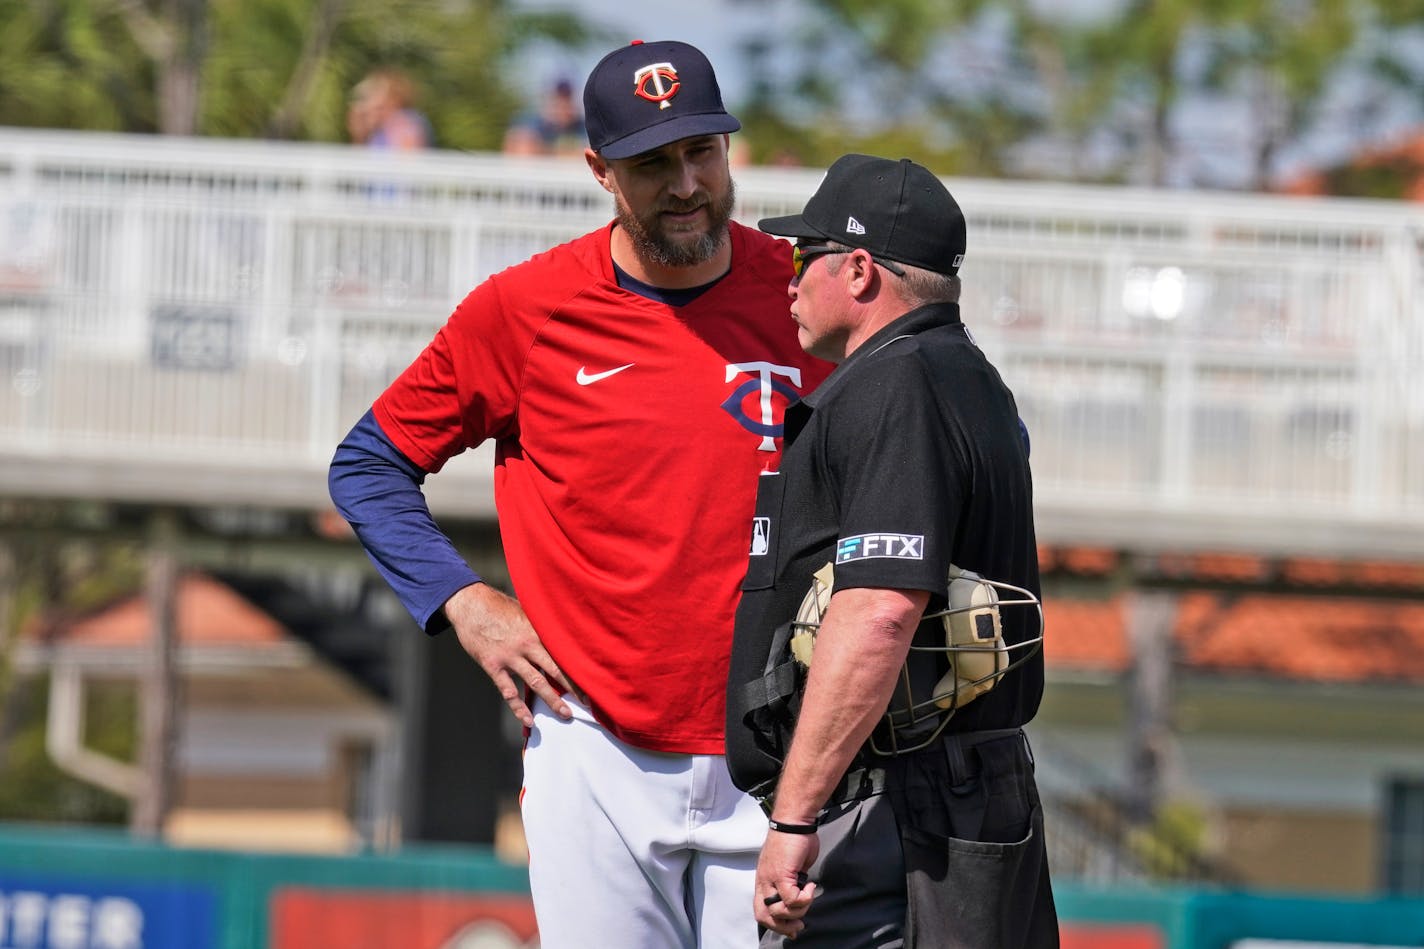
left=329, top=39, right=830, bottom=949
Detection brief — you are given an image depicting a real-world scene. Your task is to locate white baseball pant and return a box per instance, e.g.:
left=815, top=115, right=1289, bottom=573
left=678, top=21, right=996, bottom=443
left=521, top=695, right=767, bottom=948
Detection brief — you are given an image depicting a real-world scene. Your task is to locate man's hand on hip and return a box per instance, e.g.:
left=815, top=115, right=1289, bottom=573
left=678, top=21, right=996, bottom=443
left=444, top=582, right=573, bottom=727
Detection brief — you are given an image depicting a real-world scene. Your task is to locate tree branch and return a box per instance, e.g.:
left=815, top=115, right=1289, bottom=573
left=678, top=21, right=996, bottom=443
left=108, top=0, right=174, bottom=64
left=266, top=0, right=349, bottom=139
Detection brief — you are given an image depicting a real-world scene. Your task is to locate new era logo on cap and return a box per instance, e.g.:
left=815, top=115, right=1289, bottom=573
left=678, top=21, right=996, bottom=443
left=846, top=217, right=866, bottom=235
left=584, top=40, right=741, bottom=159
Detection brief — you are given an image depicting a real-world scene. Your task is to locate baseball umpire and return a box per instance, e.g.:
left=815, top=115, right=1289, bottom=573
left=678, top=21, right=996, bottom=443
left=726, top=154, right=1059, bottom=947
left=329, top=40, right=830, bottom=949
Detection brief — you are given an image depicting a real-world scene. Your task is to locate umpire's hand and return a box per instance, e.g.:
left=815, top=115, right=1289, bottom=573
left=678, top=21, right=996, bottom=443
left=756, top=829, right=819, bottom=936
left=444, top=582, right=573, bottom=727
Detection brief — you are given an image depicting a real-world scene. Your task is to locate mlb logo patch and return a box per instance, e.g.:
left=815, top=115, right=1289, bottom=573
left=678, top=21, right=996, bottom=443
left=750, top=517, right=771, bottom=556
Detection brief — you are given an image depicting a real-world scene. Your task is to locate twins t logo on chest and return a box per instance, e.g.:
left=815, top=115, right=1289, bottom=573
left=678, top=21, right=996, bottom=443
left=721, top=362, right=803, bottom=452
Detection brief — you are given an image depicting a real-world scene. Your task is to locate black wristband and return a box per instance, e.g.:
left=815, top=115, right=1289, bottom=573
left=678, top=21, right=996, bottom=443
left=767, top=817, right=818, bottom=835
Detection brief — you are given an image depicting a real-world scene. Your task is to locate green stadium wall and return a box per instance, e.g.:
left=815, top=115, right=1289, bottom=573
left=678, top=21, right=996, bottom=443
left=1, top=824, right=1422, bottom=949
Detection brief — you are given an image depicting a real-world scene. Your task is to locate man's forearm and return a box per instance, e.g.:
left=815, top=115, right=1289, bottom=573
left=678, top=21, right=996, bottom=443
left=770, top=587, right=930, bottom=824
left=328, top=409, right=480, bottom=631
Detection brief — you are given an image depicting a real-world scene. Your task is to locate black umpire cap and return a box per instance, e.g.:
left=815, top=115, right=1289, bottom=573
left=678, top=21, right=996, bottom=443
left=583, top=40, right=741, bottom=159
left=759, top=154, right=967, bottom=276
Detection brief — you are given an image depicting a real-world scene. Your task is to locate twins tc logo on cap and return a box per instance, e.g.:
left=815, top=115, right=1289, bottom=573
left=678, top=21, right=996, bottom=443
left=584, top=40, right=740, bottom=159
left=634, top=63, right=680, bottom=109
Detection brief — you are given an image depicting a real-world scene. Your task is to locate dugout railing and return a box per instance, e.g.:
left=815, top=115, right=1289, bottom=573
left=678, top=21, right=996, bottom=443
left=1, top=126, right=1421, bottom=561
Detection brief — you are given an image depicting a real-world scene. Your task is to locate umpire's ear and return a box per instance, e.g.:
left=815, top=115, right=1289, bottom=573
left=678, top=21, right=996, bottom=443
left=585, top=148, right=615, bottom=194
left=843, top=248, right=880, bottom=300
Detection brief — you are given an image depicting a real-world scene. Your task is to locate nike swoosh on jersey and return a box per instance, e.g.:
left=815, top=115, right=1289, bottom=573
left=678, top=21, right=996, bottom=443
left=576, top=363, right=635, bottom=385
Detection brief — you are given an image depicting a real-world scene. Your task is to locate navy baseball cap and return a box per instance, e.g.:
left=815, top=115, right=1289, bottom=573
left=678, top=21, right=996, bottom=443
left=583, top=40, right=741, bottom=159
left=759, top=154, right=967, bottom=276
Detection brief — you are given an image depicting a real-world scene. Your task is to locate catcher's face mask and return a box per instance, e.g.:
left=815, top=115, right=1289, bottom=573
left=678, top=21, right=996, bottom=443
left=789, top=563, right=1044, bottom=756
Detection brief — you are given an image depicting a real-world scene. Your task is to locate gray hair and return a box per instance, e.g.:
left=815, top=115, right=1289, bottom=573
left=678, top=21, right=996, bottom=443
left=895, top=266, right=961, bottom=305
left=824, top=241, right=961, bottom=305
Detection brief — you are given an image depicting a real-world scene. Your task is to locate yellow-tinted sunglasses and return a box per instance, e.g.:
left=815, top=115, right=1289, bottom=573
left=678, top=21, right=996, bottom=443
left=791, top=243, right=905, bottom=279
left=791, top=243, right=848, bottom=278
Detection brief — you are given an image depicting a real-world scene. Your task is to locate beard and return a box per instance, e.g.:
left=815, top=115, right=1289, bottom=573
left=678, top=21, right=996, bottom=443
left=614, top=179, right=737, bottom=269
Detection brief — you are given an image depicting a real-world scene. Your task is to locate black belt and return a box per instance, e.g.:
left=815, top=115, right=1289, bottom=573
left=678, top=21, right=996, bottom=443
left=825, top=727, right=1027, bottom=807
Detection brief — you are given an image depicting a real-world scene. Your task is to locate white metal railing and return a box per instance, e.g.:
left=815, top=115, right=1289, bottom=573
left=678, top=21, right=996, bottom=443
left=2, top=126, right=1421, bottom=558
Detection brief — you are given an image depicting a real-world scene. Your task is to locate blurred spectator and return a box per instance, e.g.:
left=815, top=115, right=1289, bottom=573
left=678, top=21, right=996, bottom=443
left=768, top=148, right=803, bottom=168
left=347, top=68, right=433, bottom=151
left=502, top=78, right=585, bottom=157
left=0, top=198, right=56, bottom=291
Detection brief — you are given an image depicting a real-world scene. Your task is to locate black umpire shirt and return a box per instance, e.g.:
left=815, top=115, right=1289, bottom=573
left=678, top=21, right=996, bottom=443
left=726, top=301, right=1044, bottom=794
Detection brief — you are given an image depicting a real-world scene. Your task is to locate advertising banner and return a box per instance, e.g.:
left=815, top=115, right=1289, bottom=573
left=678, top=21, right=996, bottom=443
left=272, top=889, right=539, bottom=949
left=0, top=874, right=216, bottom=949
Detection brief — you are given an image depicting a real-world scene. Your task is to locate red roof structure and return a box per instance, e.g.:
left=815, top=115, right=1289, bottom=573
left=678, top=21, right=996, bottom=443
left=36, top=573, right=287, bottom=648
left=1043, top=589, right=1424, bottom=684
left=1281, top=130, right=1424, bottom=201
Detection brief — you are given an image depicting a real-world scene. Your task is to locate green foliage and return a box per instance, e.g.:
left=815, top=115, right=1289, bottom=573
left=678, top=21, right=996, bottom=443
left=1197, top=0, right=1357, bottom=186
left=746, top=0, right=1413, bottom=191
left=0, top=0, right=1413, bottom=188
left=9, top=541, right=145, bottom=625
left=1363, top=2, right=1424, bottom=124
left=0, top=0, right=587, bottom=148
left=0, top=0, right=156, bottom=131
left=1377, top=0, right=1424, bottom=23
left=736, top=99, right=976, bottom=176
left=737, top=3, right=1044, bottom=177
left=0, top=531, right=145, bottom=825
left=1128, top=798, right=1215, bottom=880
left=0, top=677, right=132, bottom=825
left=1318, top=154, right=1424, bottom=200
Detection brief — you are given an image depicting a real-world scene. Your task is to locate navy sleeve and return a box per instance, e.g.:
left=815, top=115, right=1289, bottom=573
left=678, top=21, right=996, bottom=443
left=328, top=409, right=482, bottom=634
